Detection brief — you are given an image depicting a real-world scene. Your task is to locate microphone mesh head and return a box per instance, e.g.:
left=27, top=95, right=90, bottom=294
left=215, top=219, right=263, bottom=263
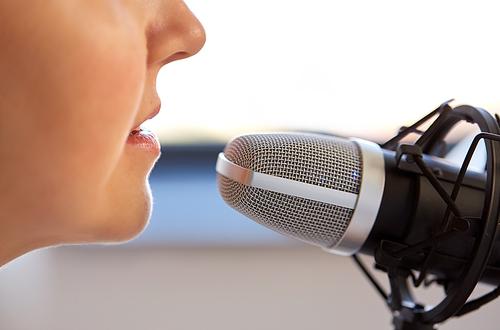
left=217, top=133, right=363, bottom=248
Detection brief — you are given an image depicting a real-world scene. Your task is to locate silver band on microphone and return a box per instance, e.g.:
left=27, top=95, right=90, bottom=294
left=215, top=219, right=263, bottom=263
left=216, top=153, right=359, bottom=209
left=325, top=139, right=385, bottom=256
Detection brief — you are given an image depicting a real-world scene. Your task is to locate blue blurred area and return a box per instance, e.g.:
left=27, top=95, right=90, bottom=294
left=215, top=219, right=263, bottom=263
left=130, top=144, right=297, bottom=247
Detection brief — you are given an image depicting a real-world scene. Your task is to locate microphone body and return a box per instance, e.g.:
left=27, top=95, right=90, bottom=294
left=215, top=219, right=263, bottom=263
left=216, top=132, right=500, bottom=286
left=361, top=148, right=500, bottom=286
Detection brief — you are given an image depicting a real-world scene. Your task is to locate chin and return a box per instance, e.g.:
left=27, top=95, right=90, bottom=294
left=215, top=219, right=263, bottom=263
left=110, top=186, right=153, bottom=243
left=82, top=178, right=155, bottom=245
left=68, top=139, right=161, bottom=245
left=93, top=144, right=161, bottom=243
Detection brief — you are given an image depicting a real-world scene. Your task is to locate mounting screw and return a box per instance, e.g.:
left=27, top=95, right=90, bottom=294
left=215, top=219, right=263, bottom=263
left=433, top=167, right=443, bottom=177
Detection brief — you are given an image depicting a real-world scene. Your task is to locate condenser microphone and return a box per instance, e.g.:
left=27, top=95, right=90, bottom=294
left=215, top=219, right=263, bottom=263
left=215, top=102, right=500, bottom=328
left=216, top=133, right=386, bottom=255
left=215, top=130, right=495, bottom=276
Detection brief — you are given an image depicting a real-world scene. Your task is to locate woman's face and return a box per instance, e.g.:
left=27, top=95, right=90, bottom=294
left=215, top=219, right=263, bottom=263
left=0, top=0, right=205, bottom=258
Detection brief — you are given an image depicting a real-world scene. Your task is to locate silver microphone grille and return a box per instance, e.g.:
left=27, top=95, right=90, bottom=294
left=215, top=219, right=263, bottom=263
left=217, top=133, right=364, bottom=250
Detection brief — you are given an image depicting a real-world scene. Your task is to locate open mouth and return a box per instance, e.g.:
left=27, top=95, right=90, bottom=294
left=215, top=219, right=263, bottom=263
left=130, top=128, right=142, bottom=136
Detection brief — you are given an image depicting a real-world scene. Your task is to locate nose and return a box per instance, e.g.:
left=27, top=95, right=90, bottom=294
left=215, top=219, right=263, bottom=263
left=146, top=0, right=206, bottom=66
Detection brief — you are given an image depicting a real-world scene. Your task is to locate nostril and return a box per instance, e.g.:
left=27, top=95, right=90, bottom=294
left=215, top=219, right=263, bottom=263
left=145, top=1, right=206, bottom=66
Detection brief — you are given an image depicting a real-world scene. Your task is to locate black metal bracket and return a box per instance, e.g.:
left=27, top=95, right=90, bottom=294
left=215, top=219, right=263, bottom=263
left=352, top=101, right=500, bottom=329
left=374, top=142, right=470, bottom=274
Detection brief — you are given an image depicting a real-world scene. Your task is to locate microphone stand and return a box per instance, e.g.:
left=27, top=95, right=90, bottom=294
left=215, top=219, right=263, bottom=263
left=354, top=255, right=436, bottom=330
left=353, top=100, right=500, bottom=329
left=389, top=273, right=435, bottom=330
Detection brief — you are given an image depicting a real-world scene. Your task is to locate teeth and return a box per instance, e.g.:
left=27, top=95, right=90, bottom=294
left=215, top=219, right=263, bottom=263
left=130, top=127, right=142, bottom=136
left=130, top=123, right=147, bottom=136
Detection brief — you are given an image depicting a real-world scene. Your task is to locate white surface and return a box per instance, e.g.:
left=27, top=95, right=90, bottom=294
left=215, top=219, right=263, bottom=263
left=0, top=245, right=497, bottom=330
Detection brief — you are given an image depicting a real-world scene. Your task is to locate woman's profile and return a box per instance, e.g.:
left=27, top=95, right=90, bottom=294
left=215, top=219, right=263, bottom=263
left=0, top=0, right=205, bottom=266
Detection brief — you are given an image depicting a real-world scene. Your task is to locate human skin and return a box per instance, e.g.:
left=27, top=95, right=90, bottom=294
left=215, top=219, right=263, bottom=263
left=0, top=0, right=205, bottom=266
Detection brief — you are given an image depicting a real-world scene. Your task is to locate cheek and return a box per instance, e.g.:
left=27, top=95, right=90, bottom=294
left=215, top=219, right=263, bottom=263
left=0, top=20, right=148, bottom=232
left=44, top=41, right=147, bottom=191
left=53, top=45, right=148, bottom=226
left=74, top=52, right=146, bottom=168
left=43, top=54, right=152, bottom=243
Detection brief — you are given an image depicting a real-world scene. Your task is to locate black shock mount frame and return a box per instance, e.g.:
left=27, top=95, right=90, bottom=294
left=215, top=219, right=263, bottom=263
left=353, top=100, right=500, bottom=329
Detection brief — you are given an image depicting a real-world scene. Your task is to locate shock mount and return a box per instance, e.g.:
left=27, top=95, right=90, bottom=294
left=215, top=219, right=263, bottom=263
left=353, top=100, right=500, bottom=329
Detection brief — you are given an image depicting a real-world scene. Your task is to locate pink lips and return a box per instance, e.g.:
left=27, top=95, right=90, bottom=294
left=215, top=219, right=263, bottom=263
left=127, top=126, right=161, bottom=155
left=126, top=103, right=162, bottom=155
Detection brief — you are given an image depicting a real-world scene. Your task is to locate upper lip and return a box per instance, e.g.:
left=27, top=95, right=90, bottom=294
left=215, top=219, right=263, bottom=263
left=148, top=103, right=161, bottom=120
left=131, top=103, right=161, bottom=131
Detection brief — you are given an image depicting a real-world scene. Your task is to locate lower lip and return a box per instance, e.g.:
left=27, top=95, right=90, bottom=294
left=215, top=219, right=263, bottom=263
left=126, top=127, right=161, bottom=156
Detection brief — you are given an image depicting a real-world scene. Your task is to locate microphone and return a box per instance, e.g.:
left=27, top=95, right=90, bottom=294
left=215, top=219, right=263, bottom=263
left=215, top=133, right=386, bottom=255
left=215, top=101, right=500, bottom=328
left=216, top=131, right=493, bottom=279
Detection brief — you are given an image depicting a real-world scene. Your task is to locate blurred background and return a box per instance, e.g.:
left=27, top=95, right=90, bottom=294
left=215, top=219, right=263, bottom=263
left=1, top=0, right=500, bottom=329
